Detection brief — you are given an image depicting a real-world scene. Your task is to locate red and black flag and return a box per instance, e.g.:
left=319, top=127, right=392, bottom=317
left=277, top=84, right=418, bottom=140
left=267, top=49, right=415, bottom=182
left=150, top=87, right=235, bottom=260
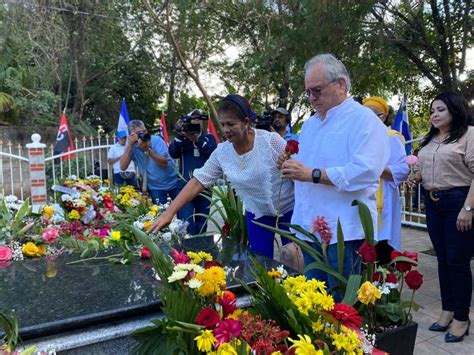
left=54, top=113, right=75, bottom=160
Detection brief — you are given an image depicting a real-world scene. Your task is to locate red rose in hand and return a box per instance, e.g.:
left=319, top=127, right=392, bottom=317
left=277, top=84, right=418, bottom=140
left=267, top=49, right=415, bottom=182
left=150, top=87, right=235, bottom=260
left=405, top=270, right=423, bottom=290
left=285, top=139, right=299, bottom=155
left=195, top=307, right=221, bottom=330
left=357, top=242, right=377, bottom=263
left=391, top=251, right=418, bottom=272
left=327, top=303, right=362, bottom=328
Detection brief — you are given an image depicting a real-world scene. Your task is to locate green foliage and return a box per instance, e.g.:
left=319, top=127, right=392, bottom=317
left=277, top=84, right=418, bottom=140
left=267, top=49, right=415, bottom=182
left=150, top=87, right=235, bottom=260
left=0, top=310, right=19, bottom=352
left=0, top=197, right=35, bottom=245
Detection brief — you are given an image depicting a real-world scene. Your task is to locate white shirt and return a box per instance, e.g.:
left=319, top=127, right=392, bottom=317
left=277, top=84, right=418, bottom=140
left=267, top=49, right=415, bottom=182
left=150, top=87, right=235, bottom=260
left=107, top=143, right=136, bottom=174
left=292, top=97, right=389, bottom=243
left=193, top=129, right=294, bottom=218
left=379, top=133, right=409, bottom=249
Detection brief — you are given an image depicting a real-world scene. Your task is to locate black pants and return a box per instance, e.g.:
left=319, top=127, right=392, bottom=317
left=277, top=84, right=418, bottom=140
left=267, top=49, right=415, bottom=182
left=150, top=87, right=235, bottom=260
left=425, top=187, right=473, bottom=321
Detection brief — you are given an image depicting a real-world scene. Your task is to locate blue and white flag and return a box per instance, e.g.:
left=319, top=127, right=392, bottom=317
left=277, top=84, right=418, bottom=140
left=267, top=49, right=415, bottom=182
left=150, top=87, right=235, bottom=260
left=392, top=97, right=411, bottom=154
left=117, top=98, right=130, bottom=136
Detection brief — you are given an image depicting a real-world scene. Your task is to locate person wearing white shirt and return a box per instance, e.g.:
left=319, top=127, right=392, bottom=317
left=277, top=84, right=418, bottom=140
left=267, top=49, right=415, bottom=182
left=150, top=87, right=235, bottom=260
left=280, top=54, right=389, bottom=294
left=107, top=131, right=137, bottom=187
left=363, top=97, right=409, bottom=263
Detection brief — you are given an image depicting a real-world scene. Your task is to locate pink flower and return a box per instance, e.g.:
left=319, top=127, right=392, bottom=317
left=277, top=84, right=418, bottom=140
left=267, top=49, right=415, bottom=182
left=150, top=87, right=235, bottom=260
left=42, top=228, right=59, bottom=243
left=213, top=319, right=243, bottom=346
left=0, top=260, right=12, bottom=268
left=312, top=216, right=333, bottom=245
left=0, top=246, right=13, bottom=261
left=171, top=249, right=190, bottom=264
left=141, top=246, right=151, bottom=259
left=406, top=155, right=418, bottom=166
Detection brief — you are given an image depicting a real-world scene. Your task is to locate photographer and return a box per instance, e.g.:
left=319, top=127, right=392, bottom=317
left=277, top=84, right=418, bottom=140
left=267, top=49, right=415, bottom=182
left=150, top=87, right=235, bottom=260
left=120, top=120, right=180, bottom=205
left=169, top=109, right=217, bottom=235
left=271, top=107, right=299, bottom=142
left=107, top=131, right=137, bottom=187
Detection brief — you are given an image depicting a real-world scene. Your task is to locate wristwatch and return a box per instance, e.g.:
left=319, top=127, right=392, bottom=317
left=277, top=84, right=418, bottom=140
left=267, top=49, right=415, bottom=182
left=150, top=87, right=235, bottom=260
left=464, top=205, right=472, bottom=212
left=311, top=168, right=321, bottom=184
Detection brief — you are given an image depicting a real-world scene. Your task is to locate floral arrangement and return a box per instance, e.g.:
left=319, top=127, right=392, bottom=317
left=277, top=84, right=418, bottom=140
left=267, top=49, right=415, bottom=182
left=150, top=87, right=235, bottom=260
left=356, top=242, right=422, bottom=332
left=132, top=226, right=369, bottom=354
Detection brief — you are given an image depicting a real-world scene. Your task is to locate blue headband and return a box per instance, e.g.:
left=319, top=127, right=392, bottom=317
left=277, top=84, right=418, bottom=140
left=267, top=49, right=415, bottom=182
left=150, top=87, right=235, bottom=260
left=223, top=95, right=255, bottom=121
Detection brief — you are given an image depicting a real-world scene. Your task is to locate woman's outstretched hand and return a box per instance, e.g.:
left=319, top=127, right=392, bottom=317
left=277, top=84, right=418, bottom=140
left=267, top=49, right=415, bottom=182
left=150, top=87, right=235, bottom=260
left=149, top=211, right=173, bottom=234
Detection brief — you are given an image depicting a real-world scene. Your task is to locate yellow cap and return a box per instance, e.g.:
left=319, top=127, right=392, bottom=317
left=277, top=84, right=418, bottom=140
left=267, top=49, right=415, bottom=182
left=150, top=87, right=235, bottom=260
left=363, top=96, right=389, bottom=115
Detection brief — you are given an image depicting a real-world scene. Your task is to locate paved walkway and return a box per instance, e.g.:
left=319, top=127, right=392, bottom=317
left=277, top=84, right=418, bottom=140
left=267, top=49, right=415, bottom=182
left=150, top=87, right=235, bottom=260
left=401, top=227, right=474, bottom=354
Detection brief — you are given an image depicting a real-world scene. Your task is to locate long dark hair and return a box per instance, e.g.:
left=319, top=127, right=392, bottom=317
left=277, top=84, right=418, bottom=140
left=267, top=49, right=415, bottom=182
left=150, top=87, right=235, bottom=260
left=420, top=91, right=473, bottom=147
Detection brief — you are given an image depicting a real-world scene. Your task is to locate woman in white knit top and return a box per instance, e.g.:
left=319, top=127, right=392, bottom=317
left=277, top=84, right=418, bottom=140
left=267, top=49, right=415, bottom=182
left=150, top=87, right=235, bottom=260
left=150, top=94, right=294, bottom=258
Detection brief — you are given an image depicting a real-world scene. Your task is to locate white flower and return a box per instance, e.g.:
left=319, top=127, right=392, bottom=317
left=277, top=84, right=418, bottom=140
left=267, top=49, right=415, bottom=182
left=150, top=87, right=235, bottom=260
left=168, top=221, right=180, bottom=234
left=276, top=265, right=288, bottom=279
left=167, top=270, right=188, bottom=283
left=4, top=195, right=18, bottom=203
left=186, top=278, right=203, bottom=289
left=61, top=194, right=73, bottom=202
left=378, top=284, right=391, bottom=295
left=175, top=263, right=205, bottom=274
left=130, top=199, right=139, bottom=207
left=68, top=175, right=77, bottom=180
left=161, top=232, right=172, bottom=242
left=385, top=282, right=399, bottom=289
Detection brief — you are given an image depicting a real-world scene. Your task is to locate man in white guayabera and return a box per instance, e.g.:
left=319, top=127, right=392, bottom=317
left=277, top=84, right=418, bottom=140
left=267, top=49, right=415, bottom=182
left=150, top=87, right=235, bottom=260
left=107, top=131, right=137, bottom=187
left=279, top=53, right=389, bottom=298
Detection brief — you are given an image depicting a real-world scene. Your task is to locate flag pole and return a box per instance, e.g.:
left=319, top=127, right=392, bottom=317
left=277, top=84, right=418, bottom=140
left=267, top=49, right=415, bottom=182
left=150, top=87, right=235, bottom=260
left=63, top=66, right=73, bottom=115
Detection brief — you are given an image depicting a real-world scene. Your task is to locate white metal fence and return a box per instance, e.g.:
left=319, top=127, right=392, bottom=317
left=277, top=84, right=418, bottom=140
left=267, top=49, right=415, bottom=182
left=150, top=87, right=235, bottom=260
left=0, top=133, right=428, bottom=228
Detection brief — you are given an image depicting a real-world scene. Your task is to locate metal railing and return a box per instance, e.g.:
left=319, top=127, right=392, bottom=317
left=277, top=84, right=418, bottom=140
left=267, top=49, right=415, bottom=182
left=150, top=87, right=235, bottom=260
left=1, top=133, right=428, bottom=227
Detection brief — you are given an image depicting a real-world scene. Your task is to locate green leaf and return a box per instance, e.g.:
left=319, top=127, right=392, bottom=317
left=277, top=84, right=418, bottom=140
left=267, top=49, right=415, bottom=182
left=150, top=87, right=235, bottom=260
left=351, top=200, right=374, bottom=244
left=305, top=261, right=347, bottom=285
left=342, top=274, right=362, bottom=305
left=336, top=218, right=345, bottom=274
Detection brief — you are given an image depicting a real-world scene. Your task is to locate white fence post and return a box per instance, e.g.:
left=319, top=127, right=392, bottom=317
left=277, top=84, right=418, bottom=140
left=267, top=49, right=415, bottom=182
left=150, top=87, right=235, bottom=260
left=26, top=133, right=47, bottom=213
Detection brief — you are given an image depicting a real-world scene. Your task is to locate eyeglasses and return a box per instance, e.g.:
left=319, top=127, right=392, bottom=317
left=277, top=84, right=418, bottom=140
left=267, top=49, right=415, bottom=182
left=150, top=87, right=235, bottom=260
left=304, top=80, right=336, bottom=99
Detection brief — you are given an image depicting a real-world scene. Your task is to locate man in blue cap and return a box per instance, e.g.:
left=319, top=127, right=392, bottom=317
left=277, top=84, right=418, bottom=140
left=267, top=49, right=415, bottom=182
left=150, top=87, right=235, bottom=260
left=107, top=130, right=137, bottom=187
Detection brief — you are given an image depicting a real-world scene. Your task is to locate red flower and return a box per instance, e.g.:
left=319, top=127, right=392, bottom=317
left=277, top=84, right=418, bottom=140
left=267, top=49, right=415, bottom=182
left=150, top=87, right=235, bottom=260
left=357, top=241, right=377, bottom=263
left=218, top=294, right=237, bottom=318
left=405, top=270, right=423, bottom=290
left=386, top=272, right=397, bottom=284
left=204, top=260, right=223, bottom=269
left=391, top=251, right=418, bottom=272
left=213, top=319, right=243, bottom=346
left=195, top=307, right=220, bottom=330
left=327, top=303, right=362, bottom=328
left=171, top=249, right=190, bottom=264
left=311, top=216, right=333, bottom=245
left=221, top=222, right=231, bottom=236
left=140, top=246, right=151, bottom=259
left=285, top=139, right=299, bottom=155
left=372, top=271, right=398, bottom=284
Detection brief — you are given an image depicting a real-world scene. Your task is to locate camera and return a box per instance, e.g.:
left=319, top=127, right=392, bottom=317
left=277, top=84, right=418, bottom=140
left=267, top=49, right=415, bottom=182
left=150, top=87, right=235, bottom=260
left=254, top=111, right=273, bottom=131
left=137, top=132, right=151, bottom=142
left=178, top=113, right=208, bottom=134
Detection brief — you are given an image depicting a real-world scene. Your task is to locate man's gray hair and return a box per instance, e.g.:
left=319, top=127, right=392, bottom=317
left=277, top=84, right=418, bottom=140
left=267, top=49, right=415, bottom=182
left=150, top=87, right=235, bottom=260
left=128, top=119, right=146, bottom=133
left=303, top=54, right=351, bottom=92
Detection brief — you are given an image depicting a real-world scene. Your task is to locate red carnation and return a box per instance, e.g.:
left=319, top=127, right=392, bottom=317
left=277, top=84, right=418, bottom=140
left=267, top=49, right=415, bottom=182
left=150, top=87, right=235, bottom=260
left=327, top=303, right=362, bottom=329
left=171, top=249, right=190, bottom=264
left=219, top=294, right=237, bottom=318
left=195, top=307, right=221, bottom=330
left=357, top=241, right=377, bottom=263
left=391, top=251, right=418, bottom=272
left=405, top=270, right=424, bottom=290
left=204, top=260, right=223, bottom=269
left=221, top=221, right=231, bottom=236
left=285, top=139, right=299, bottom=155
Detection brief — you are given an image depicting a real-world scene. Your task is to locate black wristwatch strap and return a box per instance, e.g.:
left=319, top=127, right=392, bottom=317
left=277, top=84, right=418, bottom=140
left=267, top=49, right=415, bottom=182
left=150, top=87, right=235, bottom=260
left=312, top=168, right=321, bottom=184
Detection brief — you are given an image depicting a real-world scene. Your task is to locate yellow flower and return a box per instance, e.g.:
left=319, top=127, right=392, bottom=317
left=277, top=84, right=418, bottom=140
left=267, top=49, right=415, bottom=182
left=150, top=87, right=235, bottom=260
left=289, top=334, right=323, bottom=355
left=104, top=179, right=110, bottom=184
left=357, top=281, right=382, bottom=305
left=226, top=309, right=247, bottom=320
left=194, top=330, right=217, bottom=353
left=68, top=210, right=81, bottom=220
left=311, top=320, right=325, bottom=332
left=331, top=327, right=362, bottom=354
left=111, top=230, right=121, bottom=241
left=196, top=266, right=226, bottom=296
left=187, top=251, right=213, bottom=264
left=22, top=242, right=45, bottom=257
left=143, top=221, right=152, bottom=231
left=216, top=342, right=237, bottom=355
left=43, top=205, right=55, bottom=219
left=103, top=238, right=110, bottom=246
left=268, top=268, right=283, bottom=279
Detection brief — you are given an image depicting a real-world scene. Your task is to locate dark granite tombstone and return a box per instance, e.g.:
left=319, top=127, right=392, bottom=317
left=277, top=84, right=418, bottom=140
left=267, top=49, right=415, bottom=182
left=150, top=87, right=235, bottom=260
left=0, top=237, right=284, bottom=346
